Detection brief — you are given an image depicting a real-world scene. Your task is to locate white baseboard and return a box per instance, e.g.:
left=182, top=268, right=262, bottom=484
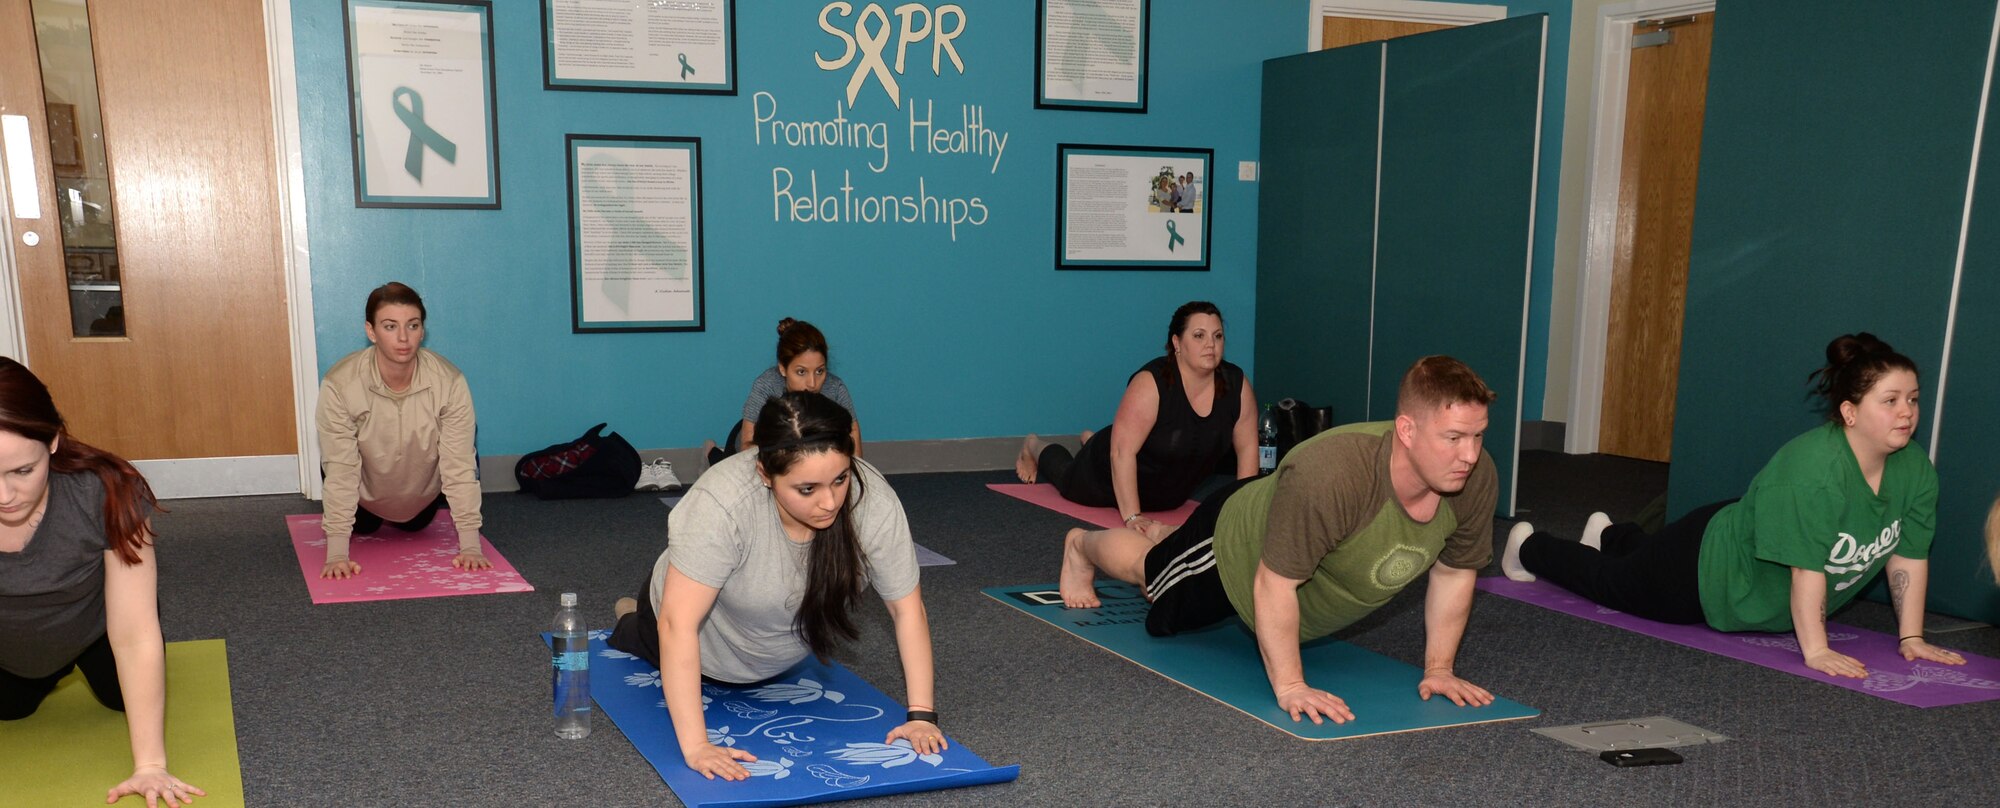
left=133, top=455, right=303, bottom=499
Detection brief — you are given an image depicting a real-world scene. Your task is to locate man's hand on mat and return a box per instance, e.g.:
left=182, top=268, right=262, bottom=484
left=319, top=559, right=362, bottom=579
left=451, top=551, right=493, bottom=571
left=1803, top=647, right=1869, bottom=679
left=887, top=720, right=950, bottom=754
left=1417, top=670, right=1495, bottom=707
left=683, top=743, right=757, bottom=781
left=1900, top=638, right=1967, bottom=666
left=1275, top=683, right=1353, bottom=724
left=107, top=766, right=205, bottom=808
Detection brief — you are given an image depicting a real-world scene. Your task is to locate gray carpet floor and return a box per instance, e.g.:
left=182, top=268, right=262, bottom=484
left=145, top=451, right=2000, bottom=806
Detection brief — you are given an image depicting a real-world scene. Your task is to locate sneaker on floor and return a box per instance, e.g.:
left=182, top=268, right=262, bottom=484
left=636, top=458, right=683, bottom=491
left=1502, top=521, right=1537, bottom=582
left=1581, top=511, right=1613, bottom=551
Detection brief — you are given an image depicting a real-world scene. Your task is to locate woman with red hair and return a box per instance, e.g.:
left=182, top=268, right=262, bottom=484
left=0, top=358, right=204, bottom=805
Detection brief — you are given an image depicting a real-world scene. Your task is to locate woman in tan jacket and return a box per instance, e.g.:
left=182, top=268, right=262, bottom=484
left=315, top=282, right=486, bottom=579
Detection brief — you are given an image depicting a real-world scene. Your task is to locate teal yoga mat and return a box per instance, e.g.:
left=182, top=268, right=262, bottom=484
left=984, top=581, right=1538, bottom=740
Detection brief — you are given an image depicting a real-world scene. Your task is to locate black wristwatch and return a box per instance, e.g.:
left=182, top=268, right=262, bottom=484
left=906, top=709, right=940, bottom=726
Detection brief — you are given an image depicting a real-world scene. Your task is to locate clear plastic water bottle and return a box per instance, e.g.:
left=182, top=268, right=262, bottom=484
left=1258, top=405, right=1278, bottom=474
left=551, top=592, right=592, bottom=739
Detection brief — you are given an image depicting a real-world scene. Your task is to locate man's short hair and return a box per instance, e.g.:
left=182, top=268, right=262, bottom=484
left=1396, top=356, right=1496, bottom=417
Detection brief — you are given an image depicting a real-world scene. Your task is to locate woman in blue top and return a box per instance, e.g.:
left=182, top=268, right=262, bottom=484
left=706, top=318, right=861, bottom=465
left=1503, top=333, right=1966, bottom=678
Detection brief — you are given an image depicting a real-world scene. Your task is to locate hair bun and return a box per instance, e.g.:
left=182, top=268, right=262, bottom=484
left=777, top=317, right=798, bottom=335
left=1825, top=332, right=1892, bottom=370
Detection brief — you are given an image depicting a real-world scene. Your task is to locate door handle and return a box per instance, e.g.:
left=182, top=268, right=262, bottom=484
left=2, top=114, right=42, bottom=220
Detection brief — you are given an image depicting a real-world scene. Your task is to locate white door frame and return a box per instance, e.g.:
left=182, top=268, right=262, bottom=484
left=1305, top=0, right=1506, bottom=50
left=1562, top=0, right=1714, bottom=454
left=0, top=0, right=320, bottom=498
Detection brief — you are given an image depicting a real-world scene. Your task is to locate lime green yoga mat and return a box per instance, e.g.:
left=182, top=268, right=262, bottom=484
left=0, top=639, right=244, bottom=807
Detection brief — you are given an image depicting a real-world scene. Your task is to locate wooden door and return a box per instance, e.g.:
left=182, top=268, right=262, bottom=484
left=1321, top=16, right=1452, bottom=50
left=0, top=0, right=294, bottom=460
left=1599, top=14, right=1714, bottom=462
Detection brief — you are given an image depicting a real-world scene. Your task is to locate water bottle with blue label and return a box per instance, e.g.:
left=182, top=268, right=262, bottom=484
left=552, top=592, right=592, bottom=739
left=1258, top=405, right=1278, bottom=474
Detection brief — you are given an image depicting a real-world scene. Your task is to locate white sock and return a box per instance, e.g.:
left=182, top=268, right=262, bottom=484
left=1581, top=512, right=1613, bottom=551
left=1502, top=521, right=1537, bottom=582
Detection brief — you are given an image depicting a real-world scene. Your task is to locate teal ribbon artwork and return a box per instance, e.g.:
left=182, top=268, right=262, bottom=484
left=1166, top=219, right=1185, bottom=252
left=581, top=153, right=690, bottom=315
left=392, top=86, right=457, bottom=183
left=678, top=53, right=695, bottom=79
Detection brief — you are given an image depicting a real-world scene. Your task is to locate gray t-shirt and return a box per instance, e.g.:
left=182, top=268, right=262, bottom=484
left=741, top=368, right=856, bottom=423
left=649, top=450, right=918, bottom=683
left=0, top=472, right=114, bottom=679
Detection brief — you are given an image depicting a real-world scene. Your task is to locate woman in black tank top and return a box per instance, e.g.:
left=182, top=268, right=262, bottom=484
left=1015, top=302, right=1261, bottom=535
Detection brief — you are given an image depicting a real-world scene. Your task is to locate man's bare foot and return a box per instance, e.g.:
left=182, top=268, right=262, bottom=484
left=1016, top=434, right=1043, bottom=483
left=1060, top=528, right=1101, bottom=608
left=614, top=597, right=638, bottom=621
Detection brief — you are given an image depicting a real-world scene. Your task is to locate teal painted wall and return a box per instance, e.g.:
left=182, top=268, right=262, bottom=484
left=291, top=1, right=1300, bottom=453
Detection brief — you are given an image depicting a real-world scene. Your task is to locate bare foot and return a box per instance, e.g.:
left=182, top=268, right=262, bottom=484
left=1016, top=434, right=1043, bottom=483
left=1079, top=429, right=1095, bottom=446
left=1060, top=528, right=1101, bottom=608
left=614, top=597, right=638, bottom=621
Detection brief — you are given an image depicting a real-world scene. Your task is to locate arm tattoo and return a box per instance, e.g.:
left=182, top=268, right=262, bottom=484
left=1890, top=570, right=1910, bottom=615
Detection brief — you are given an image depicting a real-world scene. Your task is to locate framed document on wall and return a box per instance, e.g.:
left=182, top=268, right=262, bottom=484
left=567, top=135, right=706, bottom=332
left=542, top=0, right=737, bottom=94
left=1036, top=0, right=1148, bottom=112
left=343, top=0, right=501, bottom=208
left=1056, top=144, right=1211, bottom=271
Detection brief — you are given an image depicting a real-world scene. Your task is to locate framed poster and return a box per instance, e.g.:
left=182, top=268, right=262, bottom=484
left=343, top=0, right=501, bottom=208
left=1056, top=144, right=1211, bottom=270
left=1035, top=0, right=1148, bottom=112
left=567, top=135, right=705, bottom=332
left=542, top=0, right=738, bottom=94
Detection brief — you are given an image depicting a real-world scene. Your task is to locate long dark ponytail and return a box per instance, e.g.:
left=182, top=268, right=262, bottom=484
left=0, top=358, right=160, bottom=563
left=755, top=390, right=863, bottom=661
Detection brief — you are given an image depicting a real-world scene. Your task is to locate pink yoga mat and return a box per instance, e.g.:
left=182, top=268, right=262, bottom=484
left=986, top=483, right=1199, bottom=529
left=1477, top=577, right=2000, bottom=708
left=286, top=512, right=534, bottom=605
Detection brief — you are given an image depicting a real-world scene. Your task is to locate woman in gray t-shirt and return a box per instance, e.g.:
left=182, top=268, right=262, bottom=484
left=0, top=358, right=205, bottom=805
left=704, top=318, right=861, bottom=465
left=611, top=391, right=938, bottom=782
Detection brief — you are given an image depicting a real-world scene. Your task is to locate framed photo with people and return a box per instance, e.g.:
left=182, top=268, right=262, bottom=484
left=1055, top=143, right=1211, bottom=271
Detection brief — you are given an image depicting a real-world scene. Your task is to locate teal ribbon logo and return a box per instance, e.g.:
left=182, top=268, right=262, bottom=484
left=678, top=53, right=695, bottom=79
left=1166, top=220, right=1185, bottom=251
left=392, top=87, right=457, bottom=182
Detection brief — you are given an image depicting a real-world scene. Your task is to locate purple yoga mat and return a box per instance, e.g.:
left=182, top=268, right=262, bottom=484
left=1477, top=577, right=2000, bottom=708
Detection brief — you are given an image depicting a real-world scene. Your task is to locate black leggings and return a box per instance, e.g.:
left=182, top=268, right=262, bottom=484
left=0, top=633, right=124, bottom=720
left=706, top=421, right=746, bottom=467
left=353, top=493, right=447, bottom=536
left=1518, top=500, right=1735, bottom=625
left=605, top=574, right=753, bottom=687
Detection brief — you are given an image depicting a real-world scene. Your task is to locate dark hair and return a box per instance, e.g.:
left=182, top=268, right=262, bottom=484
left=1808, top=333, right=1919, bottom=422
left=775, top=318, right=830, bottom=369
left=0, top=358, right=159, bottom=564
left=1396, top=355, right=1497, bottom=416
left=755, top=390, right=863, bottom=662
left=365, top=282, right=427, bottom=323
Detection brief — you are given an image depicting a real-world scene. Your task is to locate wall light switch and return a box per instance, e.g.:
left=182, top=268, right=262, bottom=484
left=1238, top=161, right=1258, bottom=181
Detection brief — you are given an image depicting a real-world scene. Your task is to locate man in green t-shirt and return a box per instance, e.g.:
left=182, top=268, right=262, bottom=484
left=1056, top=356, right=1501, bottom=724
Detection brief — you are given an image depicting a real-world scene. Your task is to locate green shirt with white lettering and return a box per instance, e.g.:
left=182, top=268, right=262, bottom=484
left=1212, top=422, right=1496, bottom=640
left=1697, top=422, right=1937, bottom=633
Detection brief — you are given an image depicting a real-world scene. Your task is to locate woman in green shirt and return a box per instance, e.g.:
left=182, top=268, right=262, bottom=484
left=1502, top=333, right=1966, bottom=679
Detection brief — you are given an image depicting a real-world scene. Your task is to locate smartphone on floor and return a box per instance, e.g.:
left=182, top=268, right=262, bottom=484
left=1600, top=748, right=1683, bottom=767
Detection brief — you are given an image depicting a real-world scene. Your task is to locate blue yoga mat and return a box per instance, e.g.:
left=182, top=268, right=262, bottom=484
left=543, top=632, right=1018, bottom=807
left=984, top=582, right=1540, bottom=740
